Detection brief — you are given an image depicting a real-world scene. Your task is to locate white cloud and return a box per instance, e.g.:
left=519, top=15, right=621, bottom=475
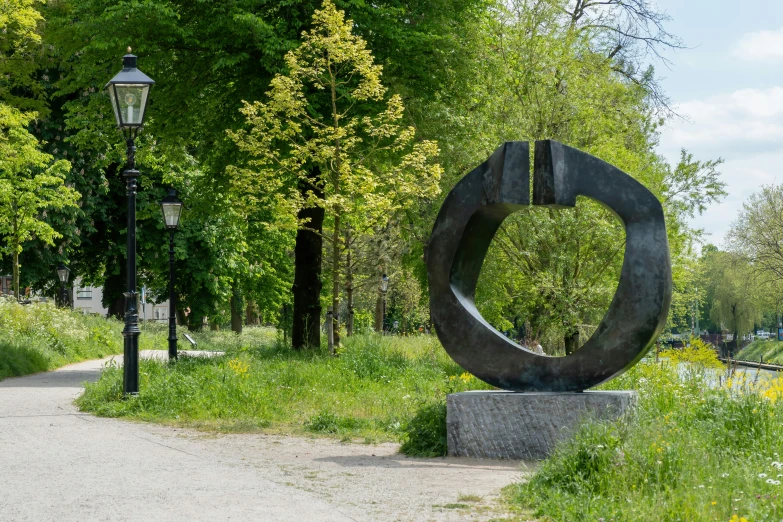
left=660, top=87, right=783, bottom=155
left=733, top=27, right=783, bottom=61
left=657, top=86, right=783, bottom=244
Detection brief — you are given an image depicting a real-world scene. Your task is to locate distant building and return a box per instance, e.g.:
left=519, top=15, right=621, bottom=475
left=72, top=279, right=170, bottom=321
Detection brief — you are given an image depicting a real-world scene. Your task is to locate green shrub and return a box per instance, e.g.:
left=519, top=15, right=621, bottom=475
left=399, top=401, right=448, bottom=457
left=660, top=337, right=724, bottom=369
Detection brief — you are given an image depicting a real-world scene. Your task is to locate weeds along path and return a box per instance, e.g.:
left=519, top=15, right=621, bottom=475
left=0, top=353, right=527, bottom=521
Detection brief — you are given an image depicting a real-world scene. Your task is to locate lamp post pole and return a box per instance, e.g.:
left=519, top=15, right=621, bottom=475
left=123, top=136, right=141, bottom=395
left=167, top=229, right=176, bottom=358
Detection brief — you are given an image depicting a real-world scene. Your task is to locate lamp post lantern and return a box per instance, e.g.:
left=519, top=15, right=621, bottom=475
left=160, top=188, right=183, bottom=359
left=380, top=273, right=389, bottom=333
left=105, top=48, right=155, bottom=395
left=57, top=263, right=70, bottom=308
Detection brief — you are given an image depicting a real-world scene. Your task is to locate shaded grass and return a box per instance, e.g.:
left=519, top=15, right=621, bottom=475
left=138, top=321, right=278, bottom=353
left=736, top=339, right=783, bottom=364
left=77, top=333, right=492, bottom=443
left=0, top=298, right=122, bottom=380
left=508, top=356, right=783, bottom=521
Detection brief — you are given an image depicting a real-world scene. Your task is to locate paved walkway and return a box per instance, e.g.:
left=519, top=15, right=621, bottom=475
left=0, top=355, right=528, bottom=521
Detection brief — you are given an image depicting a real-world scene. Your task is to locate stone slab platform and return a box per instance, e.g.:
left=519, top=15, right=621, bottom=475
left=447, top=390, right=636, bottom=460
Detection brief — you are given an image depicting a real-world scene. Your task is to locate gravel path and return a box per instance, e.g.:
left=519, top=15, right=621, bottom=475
left=0, top=354, right=530, bottom=521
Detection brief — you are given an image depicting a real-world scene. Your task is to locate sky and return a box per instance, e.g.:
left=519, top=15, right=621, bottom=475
left=651, top=0, right=783, bottom=247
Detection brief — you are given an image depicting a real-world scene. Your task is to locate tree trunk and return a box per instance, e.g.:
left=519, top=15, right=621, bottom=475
left=292, top=166, right=324, bottom=350
left=345, top=229, right=353, bottom=336
left=176, top=306, right=187, bottom=327
left=245, top=300, right=260, bottom=325
left=331, top=214, right=341, bottom=345
left=564, top=330, right=579, bottom=355
left=230, top=284, right=243, bottom=334
left=103, top=270, right=126, bottom=319
left=731, top=329, right=739, bottom=357
left=12, top=249, right=19, bottom=301
left=210, top=321, right=220, bottom=331
left=330, top=68, right=341, bottom=347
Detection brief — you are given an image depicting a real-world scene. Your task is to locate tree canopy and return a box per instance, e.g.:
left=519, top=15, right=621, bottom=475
left=0, top=0, right=731, bottom=353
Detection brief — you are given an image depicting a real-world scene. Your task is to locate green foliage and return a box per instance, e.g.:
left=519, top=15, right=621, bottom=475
left=0, top=0, right=46, bottom=112
left=77, top=332, right=493, bottom=441
left=0, top=104, right=79, bottom=298
left=399, top=401, right=447, bottom=457
left=660, top=337, right=724, bottom=369
left=508, top=360, right=783, bottom=521
left=0, top=298, right=121, bottom=380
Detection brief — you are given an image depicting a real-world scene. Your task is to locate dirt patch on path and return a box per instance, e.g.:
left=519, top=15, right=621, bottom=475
left=0, top=355, right=532, bottom=521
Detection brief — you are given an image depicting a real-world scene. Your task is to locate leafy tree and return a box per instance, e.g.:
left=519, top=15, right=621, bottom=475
left=229, top=0, right=442, bottom=345
left=0, top=105, right=78, bottom=299
left=729, top=184, right=783, bottom=279
left=0, top=0, right=47, bottom=112
left=704, top=250, right=760, bottom=354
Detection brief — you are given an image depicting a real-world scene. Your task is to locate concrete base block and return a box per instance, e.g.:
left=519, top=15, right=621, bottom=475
left=447, top=390, right=636, bottom=460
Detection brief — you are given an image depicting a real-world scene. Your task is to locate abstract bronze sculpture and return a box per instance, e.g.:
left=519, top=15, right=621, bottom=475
left=427, top=140, right=672, bottom=392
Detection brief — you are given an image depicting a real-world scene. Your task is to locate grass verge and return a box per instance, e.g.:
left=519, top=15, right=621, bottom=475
left=736, top=339, right=783, bottom=364
left=77, top=333, right=491, bottom=443
left=507, top=349, right=783, bottom=521
left=0, top=298, right=122, bottom=380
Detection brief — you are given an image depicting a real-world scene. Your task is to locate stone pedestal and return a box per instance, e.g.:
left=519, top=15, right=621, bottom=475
left=446, top=390, right=636, bottom=460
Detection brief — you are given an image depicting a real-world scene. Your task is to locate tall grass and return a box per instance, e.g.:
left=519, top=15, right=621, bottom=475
left=508, top=349, right=783, bottom=521
left=77, top=333, right=492, bottom=441
left=0, top=298, right=122, bottom=380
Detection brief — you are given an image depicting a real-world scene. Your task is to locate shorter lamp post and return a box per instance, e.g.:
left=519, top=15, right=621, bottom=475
left=380, top=273, right=389, bottom=333
left=160, top=188, right=183, bottom=359
left=57, top=264, right=70, bottom=308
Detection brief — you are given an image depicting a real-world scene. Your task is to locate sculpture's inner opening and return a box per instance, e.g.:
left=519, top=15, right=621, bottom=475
left=474, top=196, right=625, bottom=357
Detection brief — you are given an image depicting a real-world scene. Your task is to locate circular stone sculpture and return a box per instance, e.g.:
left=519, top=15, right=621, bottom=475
left=426, top=140, right=672, bottom=392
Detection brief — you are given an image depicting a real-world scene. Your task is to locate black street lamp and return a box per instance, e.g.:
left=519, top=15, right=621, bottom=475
left=105, top=48, right=155, bottom=395
left=56, top=263, right=70, bottom=308
left=160, top=188, right=183, bottom=360
left=380, top=273, right=389, bottom=333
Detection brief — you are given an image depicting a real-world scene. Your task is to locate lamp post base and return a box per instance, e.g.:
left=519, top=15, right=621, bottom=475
left=122, top=329, right=140, bottom=395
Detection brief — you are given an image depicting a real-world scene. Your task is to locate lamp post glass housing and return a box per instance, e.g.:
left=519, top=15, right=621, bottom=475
left=105, top=49, right=154, bottom=129
left=161, top=188, right=182, bottom=360
left=57, top=264, right=70, bottom=284
left=161, top=189, right=183, bottom=229
left=105, top=48, right=154, bottom=396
